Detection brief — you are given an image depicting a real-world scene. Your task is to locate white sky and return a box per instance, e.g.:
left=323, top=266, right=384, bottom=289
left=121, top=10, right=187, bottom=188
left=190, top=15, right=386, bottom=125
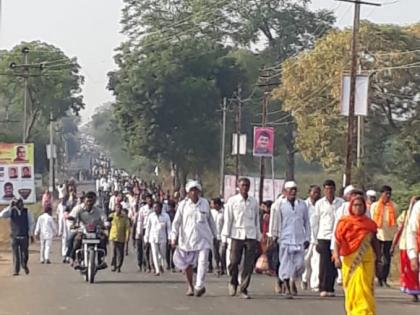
left=0, top=0, right=419, bottom=122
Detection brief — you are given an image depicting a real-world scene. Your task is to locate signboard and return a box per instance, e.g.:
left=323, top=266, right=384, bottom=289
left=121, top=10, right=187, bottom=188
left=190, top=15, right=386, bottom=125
left=340, top=74, right=370, bottom=116
left=46, top=144, right=57, bottom=159
left=253, top=127, right=275, bottom=157
left=224, top=175, right=284, bottom=203
left=0, top=143, right=36, bottom=204
left=231, top=133, right=247, bottom=155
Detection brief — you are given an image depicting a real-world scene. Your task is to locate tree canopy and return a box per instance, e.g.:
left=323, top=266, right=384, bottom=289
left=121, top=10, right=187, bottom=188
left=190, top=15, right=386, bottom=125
left=275, top=22, right=420, bottom=184
left=109, top=0, right=336, bottom=185
left=0, top=41, right=84, bottom=172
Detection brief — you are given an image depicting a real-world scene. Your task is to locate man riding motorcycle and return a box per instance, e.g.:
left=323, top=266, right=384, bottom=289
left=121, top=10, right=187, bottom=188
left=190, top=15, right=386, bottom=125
left=68, top=191, right=109, bottom=270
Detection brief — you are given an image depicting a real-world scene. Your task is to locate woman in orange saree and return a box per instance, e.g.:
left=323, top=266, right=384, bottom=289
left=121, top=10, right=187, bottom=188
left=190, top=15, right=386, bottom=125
left=334, top=196, right=380, bottom=315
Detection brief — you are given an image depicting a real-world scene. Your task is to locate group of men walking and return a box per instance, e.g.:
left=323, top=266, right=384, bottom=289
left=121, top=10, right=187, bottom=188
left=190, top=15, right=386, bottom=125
left=1, top=177, right=420, bottom=308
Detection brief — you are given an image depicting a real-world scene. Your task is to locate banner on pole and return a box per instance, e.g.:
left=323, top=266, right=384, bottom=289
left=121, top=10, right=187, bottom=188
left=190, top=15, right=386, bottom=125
left=340, top=74, right=369, bottom=116
left=46, top=144, right=57, bottom=159
left=231, top=133, right=247, bottom=155
left=0, top=143, right=36, bottom=204
left=224, top=175, right=284, bottom=203
left=253, top=127, right=274, bottom=157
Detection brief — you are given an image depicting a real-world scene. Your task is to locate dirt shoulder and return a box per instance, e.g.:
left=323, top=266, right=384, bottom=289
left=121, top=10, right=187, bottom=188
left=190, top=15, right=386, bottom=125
left=0, top=244, right=11, bottom=277
left=0, top=216, right=11, bottom=275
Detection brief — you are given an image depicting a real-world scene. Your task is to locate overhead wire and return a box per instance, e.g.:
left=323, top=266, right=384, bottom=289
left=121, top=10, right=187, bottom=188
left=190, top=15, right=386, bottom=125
left=243, top=2, right=347, bottom=117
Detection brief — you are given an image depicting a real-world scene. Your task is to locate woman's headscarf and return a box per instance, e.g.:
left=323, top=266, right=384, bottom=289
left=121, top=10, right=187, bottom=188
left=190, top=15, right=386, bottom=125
left=335, top=196, right=378, bottom=256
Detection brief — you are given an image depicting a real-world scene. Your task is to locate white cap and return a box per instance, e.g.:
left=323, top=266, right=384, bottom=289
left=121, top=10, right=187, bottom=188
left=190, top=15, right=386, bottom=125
left=186, top=180, right=202, bottom=192
left=366, top=190, right=376, bottom=197
left=284, top=181, right=297, bottom=190
left=343, top=185, right=355, bottom=196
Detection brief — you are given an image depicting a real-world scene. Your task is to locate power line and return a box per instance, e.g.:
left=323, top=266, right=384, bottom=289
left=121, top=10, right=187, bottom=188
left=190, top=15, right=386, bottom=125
left=370, top=49, right=420, bottom=57
left=369, top=62, right=420, bottom=72
left=127, top=0, right=231, bottom=50
left=127, top=0, right=231, bottom=40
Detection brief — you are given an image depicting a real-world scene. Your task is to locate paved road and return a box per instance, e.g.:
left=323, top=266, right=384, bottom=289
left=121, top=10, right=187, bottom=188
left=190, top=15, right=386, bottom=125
left=0, top=241, right=418, bottom=315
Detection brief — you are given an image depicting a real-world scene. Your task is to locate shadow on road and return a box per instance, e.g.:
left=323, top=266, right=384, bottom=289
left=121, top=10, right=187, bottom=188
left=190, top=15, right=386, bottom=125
left=96, top=279, right=185, bottom=285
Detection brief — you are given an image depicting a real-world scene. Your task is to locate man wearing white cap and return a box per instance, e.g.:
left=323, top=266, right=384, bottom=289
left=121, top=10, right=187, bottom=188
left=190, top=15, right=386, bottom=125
left=171, top=180, right=217, bottom=297
left=222, top=177, right=261, bottom=299
left=313, top=180, right=344, bottom=297
left=269, top=181, right=310, bottom=299
left=366, top=190, right=377, bottom=212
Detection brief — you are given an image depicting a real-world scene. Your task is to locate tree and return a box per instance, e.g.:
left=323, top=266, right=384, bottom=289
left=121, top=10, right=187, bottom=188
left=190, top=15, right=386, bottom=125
left=276, top=22, right=420, bottom=183
left=0, top=41, right=84, bottom=172
left=109, top=38, right=246, bottom=185
left=112, top=0, right=335, bottom=187
left=222, top=0, right=335, bottom=180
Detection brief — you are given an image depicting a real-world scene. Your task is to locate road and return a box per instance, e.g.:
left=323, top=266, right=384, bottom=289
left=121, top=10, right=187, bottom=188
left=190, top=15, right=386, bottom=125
left=0, top=241, right=418, bottom=315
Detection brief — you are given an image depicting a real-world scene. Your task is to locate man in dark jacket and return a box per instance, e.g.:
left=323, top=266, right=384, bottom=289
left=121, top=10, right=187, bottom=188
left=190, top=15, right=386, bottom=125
left=0, top=198, right=34, bottom=275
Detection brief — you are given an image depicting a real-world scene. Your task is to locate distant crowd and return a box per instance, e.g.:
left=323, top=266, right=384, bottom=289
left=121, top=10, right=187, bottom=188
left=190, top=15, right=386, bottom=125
left=1, top=172, right=419, bottom=315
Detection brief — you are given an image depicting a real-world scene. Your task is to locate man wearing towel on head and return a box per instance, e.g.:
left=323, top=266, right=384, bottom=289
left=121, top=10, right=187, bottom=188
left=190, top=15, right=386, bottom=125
left=171, top=180, right=217, bottom=297
left=268, top=181, right=310, bottom=299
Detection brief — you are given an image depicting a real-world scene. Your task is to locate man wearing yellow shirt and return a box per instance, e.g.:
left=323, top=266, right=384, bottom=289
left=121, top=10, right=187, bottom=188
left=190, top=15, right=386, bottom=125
left=370, top=185, right=398, bottom=287
left=109, top=203, right=130, bottom=272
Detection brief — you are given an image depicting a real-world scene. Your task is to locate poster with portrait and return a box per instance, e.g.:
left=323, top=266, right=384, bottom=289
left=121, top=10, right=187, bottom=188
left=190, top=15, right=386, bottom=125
left=0, top=143, right=36, bottom=204
left=253, top=127, right=274, bottom=157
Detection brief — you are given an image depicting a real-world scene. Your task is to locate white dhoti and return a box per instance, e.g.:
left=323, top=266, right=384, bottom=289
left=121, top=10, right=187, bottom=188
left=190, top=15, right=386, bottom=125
left=173, top=248, right=209, bottom=290
left=302, top=243, right=320, bottom=289
left=278, top=245, right=305, bottom=281
left=151, top=242, right=167, bottom=272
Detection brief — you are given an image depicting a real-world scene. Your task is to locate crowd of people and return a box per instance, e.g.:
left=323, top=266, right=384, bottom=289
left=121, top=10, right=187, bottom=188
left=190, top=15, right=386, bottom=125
left=1, top=174, right=420, bottom=315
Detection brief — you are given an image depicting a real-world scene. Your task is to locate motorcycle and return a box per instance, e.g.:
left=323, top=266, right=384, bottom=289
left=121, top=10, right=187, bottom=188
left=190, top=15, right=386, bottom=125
left=75, top=224, right=106, bottom=283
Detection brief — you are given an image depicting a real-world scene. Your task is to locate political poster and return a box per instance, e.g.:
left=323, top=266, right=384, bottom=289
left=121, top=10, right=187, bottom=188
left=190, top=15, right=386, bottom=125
left=0, top=143, right=36, bottom=204
left=253, top=127, right=275, bottom=157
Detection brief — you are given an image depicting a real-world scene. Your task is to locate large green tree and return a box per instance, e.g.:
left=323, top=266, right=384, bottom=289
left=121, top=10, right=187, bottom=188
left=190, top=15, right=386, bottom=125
left=276, top=22, right=420, bottom=184
left=111, top=0, right=335, bottom=187
left=222, top=0, right=335, bottom=179
left=0, top=41, right=84, bottom=172
left=109, top=38, right=245, bottom=185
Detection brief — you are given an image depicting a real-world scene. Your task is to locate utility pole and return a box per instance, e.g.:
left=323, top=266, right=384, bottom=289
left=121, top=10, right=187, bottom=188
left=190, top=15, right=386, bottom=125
left=22, top=47, right=29, bottom=143
left=338, top=0, right=380, bottom=186
left=219, top=97, right=227, bottom=197
left=259, top=89, right=269, bottom=203
left=9, top=47, right=48, bottom=143
left=257, top=68, right=273, bottom=203
left=256, top=68, right=280, bottom=202
left=235, top=86, right=242, bottom=185
left=49, top=110, right=55, bottom=193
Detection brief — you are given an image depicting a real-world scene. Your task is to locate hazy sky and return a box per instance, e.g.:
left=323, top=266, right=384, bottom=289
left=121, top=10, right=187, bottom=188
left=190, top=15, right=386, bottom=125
left=0, top=0, right=419, bottom=122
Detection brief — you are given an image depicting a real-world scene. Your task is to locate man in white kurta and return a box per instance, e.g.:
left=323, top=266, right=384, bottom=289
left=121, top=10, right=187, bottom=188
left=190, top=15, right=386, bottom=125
left=57, top=199, right=71, bottom=262
left=135, top=194, right=154, bottom=271
left=145, top=202, right=171, bottom=276
left=312, top=180, right=344, bottom=297
left=302, top=185, right=321, bottom=291
left=171, top=181, right=217, bottom=297
left=35, top=208, right=57, bottom=263
left=210, top=198, right=225, bottom=274
left=222, top=178, right=261, bottom=299
left=269, top=181, right=310, bottom=298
